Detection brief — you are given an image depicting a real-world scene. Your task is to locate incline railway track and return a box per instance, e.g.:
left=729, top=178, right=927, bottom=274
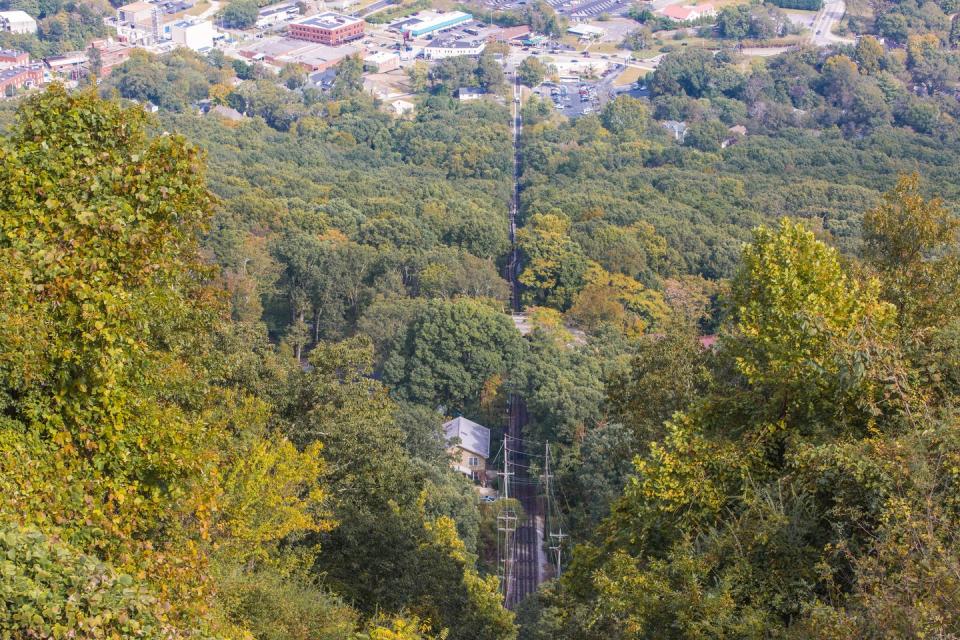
left=502, top=71, right=543, bottom=610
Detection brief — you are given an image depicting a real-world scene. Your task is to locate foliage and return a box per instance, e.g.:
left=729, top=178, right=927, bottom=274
left=518, top=55, right=547, bottom=87
left=383, top=298, right=525, bottom=412
left=0, top=525, right=177, bottom=640
left=220, top=0, right=258, bottom=29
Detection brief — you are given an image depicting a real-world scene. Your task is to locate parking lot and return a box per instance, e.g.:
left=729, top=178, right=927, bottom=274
left=535, top=71, right=649, bottom=118
left=479, top=0, right=631, bottom=19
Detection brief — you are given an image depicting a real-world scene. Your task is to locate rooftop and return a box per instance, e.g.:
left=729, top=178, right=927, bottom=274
left=118, top=1, right=154, bottom=12
left=567, top=23, right=605, bottom=36
left=0, top=65, right=37, bottom=80
left=0, top=10, right=35, bottom=20
left=293, top=11, right=362, bottom=29
left=239, top=35, right=361, bottom=67
left=0, top=49, right=26, bottom=57
left=444, top=416, right=491, bottom=459
left=426, top=38, right=483, bottom=49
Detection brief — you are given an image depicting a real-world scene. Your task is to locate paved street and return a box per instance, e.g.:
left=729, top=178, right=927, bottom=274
left=809, top=0, right=854, bottom=45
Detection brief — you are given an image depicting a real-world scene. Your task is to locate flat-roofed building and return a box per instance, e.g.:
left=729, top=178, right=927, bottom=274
left=117, top=1, right=155, bottom=26
left=89, top=39, right=135, bottom=75
left=170, top=20, right=215, bottom=50
left=239, top=35, right=363, bottom=71
left=0, top=10, right=37, bottom=34
left=397, top=10, right=472, bottom=38
left=0, top=49, right=29, bottom=69
left=0, top=64, right=43, bottom=94
left=288, top=12, right=364, bottom=45
left=363, top=50, right=399, bottom=72
left=424, top=38, right=485, bottom=59
left=44, top=51, right=87, bottom=80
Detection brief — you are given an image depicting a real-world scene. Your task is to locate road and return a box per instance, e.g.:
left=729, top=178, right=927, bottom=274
left=809, top=0, right=853, bottom=45
left=354, top=0, right=391, bottom=18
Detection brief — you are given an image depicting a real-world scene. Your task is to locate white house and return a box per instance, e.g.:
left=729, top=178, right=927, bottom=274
left=444, top=416, right=491, bottom=483
left=456, top=86, right=485, bottom=101
left=0, top=10, right=36, bottom=34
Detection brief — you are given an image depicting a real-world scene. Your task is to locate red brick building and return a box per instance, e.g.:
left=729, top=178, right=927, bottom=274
left=0, top=49, right=28, bottom=69
left=0, top=64, right=43, bottom=95
left=288, top=12, right=363, bottom=45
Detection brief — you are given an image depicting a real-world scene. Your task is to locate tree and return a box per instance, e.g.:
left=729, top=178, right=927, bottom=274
left=382, top=298, right=525, bottom=412
left=855, top=35, right=884, bottom=74
left=517, top=55, right=547, bottom=87
left=0, top=86, right=334, bottom=636
left=220, top=0, right=257, bottom=28
left=333, top=54, right=365, bottom=98
left=407, top=60, right=429, bottom=92
left=517, top=213, right=590, bottom=309
left=684, top=118, right=728, bottom=151
left=601, top=95, right=650, bottom=137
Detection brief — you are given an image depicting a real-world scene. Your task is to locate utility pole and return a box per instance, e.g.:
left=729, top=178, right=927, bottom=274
left=550, top=529, right=567, bottom=577
left=497, top=433, right=516, bottom=598
left=545, top=442, right=567, bottom=577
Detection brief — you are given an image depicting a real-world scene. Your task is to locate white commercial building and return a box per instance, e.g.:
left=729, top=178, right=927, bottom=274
left=424, top=39, right=485, bottom=59
left=567, top=22, right=605, bottom=38
left=364, top=50, right=400, bottom=72
left=170, top=20, right=216, bottom=51
left=0, top=10, right=37, bottom=34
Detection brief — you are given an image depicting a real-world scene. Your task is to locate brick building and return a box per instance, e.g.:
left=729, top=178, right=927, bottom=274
left=288, top=12, right=363, bottom=46
left=0, top=64, right=43, bottom=95
left=0, top=49, right=29, bottom=69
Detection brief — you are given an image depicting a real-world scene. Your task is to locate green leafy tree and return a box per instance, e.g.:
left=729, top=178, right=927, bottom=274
left=517, top=213, right=590, bottom=309
left=220, top=0, right=258, bottom=28
left=382, top=298, right=525, bottom=412
left=517, top=55, right=547, bottom=87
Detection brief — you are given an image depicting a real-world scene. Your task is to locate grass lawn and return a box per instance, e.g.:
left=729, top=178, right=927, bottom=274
left=186, top=0, right=210, bottom=16
left=591, top=42, right=624, bottom=53
left=613, top=65, right=646, bottom=86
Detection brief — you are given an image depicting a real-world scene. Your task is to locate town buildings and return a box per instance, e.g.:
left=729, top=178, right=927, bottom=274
left=395, top=11, right=472, bottom=38
left=658, top=3, right=716, bottom=21
left=0, top=64, right=43, bottom=95
left=363, top=50, right=400, bottom=72
left=239, top=35, right=362, bottom=71
left=0, top=49, right=29, bottom=69
left=423, top=38, right=485, bottom=59
left=116, top=1, right=160, bottom=44
left=0, top=10, right=36, bottom=34
left=288, top=12, right=364, bottom=45
left=170, top=20, right=215, bottom=51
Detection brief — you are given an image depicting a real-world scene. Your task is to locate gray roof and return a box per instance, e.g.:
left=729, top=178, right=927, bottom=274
left=444, top=416, right=490, bottom=458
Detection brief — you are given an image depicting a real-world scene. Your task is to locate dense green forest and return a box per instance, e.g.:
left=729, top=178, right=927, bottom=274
left=6, top=10, right=960, bottom=635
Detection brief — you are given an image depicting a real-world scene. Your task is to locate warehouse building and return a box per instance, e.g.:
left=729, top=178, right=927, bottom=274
left=0, top=10, right=36, bottom=34
left=397, top=11, right=472, bottom=38
left=170, top=20, right=215, bottom=51
left=424, top=38, right=485, bottom=59
left=288, top=12, right=364, bottom=45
